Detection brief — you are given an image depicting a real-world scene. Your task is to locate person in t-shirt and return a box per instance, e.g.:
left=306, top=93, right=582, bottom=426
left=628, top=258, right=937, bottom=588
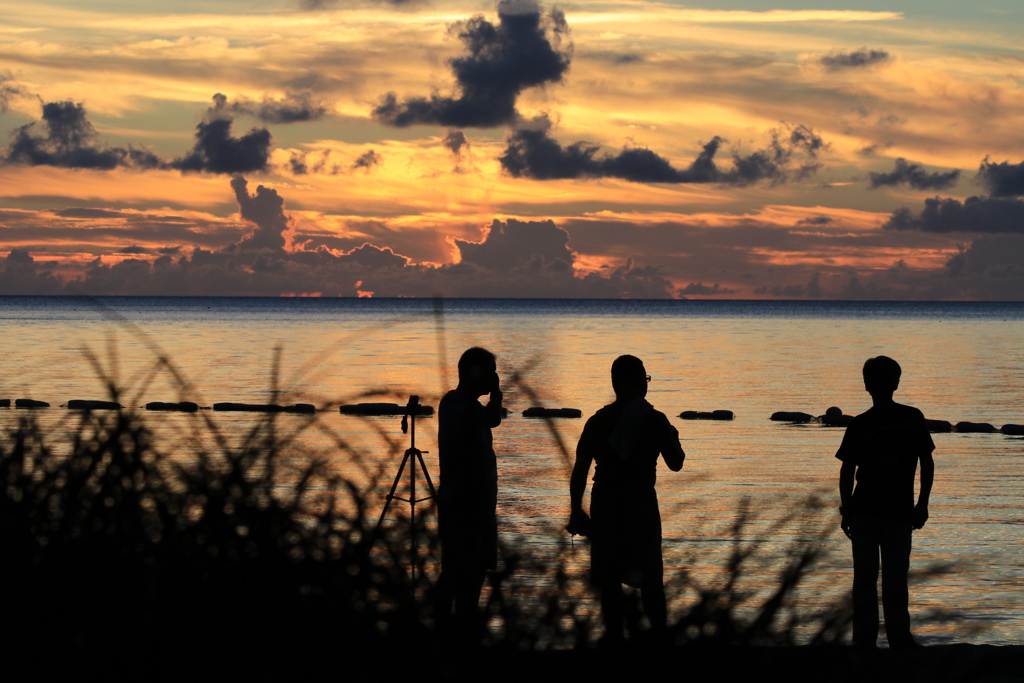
left=568, top=355, right=685, bottom=644
left=434, top=347, right=503, bottom=636
left=836, top=355, right=935, bottom=649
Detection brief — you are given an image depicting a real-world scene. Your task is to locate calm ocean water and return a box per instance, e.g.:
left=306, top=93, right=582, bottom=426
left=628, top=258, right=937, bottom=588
left=1, top=296, right=1022, bottom=645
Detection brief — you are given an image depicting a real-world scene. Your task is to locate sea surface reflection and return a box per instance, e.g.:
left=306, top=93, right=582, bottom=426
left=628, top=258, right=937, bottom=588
left=1, top=297, right=1022, bottom=644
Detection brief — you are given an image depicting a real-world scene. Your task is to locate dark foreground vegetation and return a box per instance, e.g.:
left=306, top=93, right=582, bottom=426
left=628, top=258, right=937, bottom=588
left=0, top=389, right=1019, bottom=680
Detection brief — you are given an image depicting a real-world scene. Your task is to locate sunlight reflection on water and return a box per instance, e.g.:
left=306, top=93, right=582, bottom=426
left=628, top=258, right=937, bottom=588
left=1, top=297, right=1022, bottom=644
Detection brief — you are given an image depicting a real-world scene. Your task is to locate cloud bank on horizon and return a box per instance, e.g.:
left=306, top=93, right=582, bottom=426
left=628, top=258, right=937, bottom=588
left=1, top=0, right=1023, bottom=299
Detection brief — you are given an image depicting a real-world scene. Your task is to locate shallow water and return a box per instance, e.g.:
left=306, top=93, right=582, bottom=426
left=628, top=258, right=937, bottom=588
left=1, top=296, right=1022, bottom=644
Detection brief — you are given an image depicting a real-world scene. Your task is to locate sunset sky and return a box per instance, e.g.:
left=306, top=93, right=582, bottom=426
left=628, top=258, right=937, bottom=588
left=1, top=0, right=1023, bottom=299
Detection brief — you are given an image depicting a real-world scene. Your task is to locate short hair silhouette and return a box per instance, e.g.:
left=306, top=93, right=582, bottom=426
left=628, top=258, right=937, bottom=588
left=863, top=356, right=901, bottom=394
left=611, top=354, right=645, bottom=394
left=458, top=347, right=495, bottom=379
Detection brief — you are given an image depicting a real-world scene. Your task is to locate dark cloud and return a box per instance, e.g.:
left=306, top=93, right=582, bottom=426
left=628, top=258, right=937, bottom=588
left=787, top=124, right=828, bottom=158
left=454, top=218, right=574, bottom=272
left=442, top=129, right=469, bottom=157
left=288, top=150, right=342, bottom=176
left=231, top=176, right=292, bottom=251
left=1, top=96, right=277, bottom=175
left=678, top=282, right=736, bottom=295
left=6, top=248, right=34, bottom=265
left=500, top=118, right=827, bottom=186
left=208, top=91, right=327, bottom=124
left=939, top=234, right=1024, bottom=299
left=117, top=245, right=148, bottom=254
left=287, top=148, right=377, bottom=176
left=752, top=274, right=824, bottom=299
left=869, top=158, right=960, bottom=191
left=373, top=0, right=572, bottom=128
left=0, top=249, right=64, bottom=295
left=0, top=75, right=38, bottom=113
left=336, top=243, right=409, bottom=268
left=0, top=180, right=674, bottom=298
left=352, top=150, right=381, bottom=170
left=977, top=159, right=1024, bottom=198
left=2, top=101, right=165, bottom=170
left=797, top=215, right=833, bottom=226
left=612, top=53, right=643, bottom=65
left=946, top=234, right=1024, bottom=277
left=172, top=96, right=272, bottom=174
left=819, top=48, right=891, bottom=71
left=884, top=195, right=1024, bottom=234
left=857, top=141, right=892, bottom=157
left=582, top=51, right=644, bottom=65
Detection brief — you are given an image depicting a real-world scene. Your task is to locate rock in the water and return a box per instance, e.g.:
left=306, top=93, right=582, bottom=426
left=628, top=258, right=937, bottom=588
left=284, top=403, right=316, bottom=414
left=523, top=407, right=582, bottom=418
left=339, top=403, right=434, bottom=416
left=819, top=407, right=852, bottom=427
left=0, top=399, right=9, bottom=408
left=67, top=400, right=122, bottom=410
left=214, top=402, right=282, bottom=413
left=146, top=401, right=199, bottom=412
left=820, top=413, right=854, bottom=427
left=679, top=410, right=734, bottom=421
left=770, top=411, right=815, bottom=423
left=925, top=419, right=952, bottom=433
left=15, top=399, right=50, bottom=408
left=955, top=421, right=996, bottom=433
left=1001, top=424, right=1024, bottom=435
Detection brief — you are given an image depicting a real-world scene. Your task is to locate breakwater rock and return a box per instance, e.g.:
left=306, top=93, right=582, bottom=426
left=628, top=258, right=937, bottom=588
left=16, top=399, right=50, bottom=408
left=679, top=410, right=734, bottom=421
left=819, top=407, right=853, bottom=427
left=146, top=402, right=200, bottom=412
left=1002, top=424, right=1024, bottom=435
left=770, top=411, right=815, bottom=423
left=338, top=403, right=433, bottom=416
left=956, top=421, right=997, bottom=433
left=523, top=407, right=582, bottom=418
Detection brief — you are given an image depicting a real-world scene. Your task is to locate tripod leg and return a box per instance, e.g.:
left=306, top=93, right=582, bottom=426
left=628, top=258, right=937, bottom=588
left=374, top=449, right=412, bottom=534
left=416, top=450, right=438, bottom=499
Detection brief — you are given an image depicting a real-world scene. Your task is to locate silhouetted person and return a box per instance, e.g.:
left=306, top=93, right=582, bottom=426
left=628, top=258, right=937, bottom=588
left=837, top=355, right=935, bottom=649
left=434, top=347, right=503, bottom=638
left=568, top=355, right=685, bottom=644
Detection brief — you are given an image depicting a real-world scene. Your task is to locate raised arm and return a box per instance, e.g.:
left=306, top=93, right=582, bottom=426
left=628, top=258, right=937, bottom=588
left=661, top=420, right=685, bottom=472
left=485, top=388, right=503, bottom=428
left=484, top=373, right=503, bottom=428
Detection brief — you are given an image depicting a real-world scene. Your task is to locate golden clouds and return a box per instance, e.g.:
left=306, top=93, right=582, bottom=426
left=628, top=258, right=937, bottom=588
left=1, top=1, right=1023, bottom=298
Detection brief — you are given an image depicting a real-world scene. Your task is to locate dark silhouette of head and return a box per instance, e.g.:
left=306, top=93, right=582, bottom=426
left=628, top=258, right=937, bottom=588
left=457, top=346, right=497, bottom=397
left=611, top=354, right=648, bottom=401
left=863, top=355, right=901, bottom=398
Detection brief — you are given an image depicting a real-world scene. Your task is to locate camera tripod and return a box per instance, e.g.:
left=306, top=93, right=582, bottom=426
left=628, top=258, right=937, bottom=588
left=373, top=395, right=438, bottom=581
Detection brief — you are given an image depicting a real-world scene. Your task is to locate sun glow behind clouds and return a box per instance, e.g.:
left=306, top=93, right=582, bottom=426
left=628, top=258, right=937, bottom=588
left=1, top=0, right=1023, bottom=299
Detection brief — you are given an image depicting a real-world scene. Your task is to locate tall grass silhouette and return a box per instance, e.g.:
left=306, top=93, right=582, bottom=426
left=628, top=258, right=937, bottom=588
left=0, top=296, right=971, bottom=674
